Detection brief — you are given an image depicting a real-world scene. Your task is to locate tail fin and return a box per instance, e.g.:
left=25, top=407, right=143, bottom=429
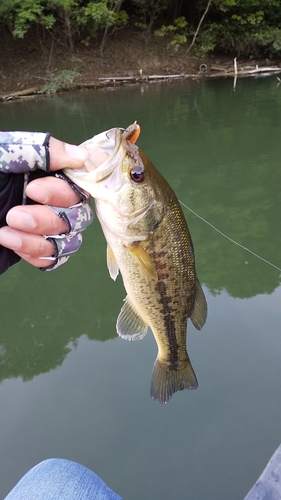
left=150, top=359, right=198, bottom=404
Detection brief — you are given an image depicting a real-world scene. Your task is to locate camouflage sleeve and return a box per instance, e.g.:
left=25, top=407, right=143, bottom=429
left=0, top=131, right=50, bottom=173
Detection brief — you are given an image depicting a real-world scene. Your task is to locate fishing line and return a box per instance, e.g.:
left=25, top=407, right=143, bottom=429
left=179, top=199, right=281, bottom=273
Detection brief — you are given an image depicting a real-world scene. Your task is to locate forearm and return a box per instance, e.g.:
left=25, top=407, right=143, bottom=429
left=0, top=131, right=50, bottom=173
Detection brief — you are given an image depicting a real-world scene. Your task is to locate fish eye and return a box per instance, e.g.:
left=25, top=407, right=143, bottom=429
left=130, top=166, right=145, bottom=183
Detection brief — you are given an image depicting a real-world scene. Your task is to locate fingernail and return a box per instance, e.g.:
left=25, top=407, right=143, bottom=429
left=0, top=228, right=22, bottom=250
left=7, top=209, right=36, bottom=230
left=65, top=143, right=89, bottom=162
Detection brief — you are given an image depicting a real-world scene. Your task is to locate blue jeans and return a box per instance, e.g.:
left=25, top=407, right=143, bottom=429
left=4, top=459, right=122, bottom=500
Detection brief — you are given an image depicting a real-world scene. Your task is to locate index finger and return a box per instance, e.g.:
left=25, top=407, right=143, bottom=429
left=26, top=176, right=81, bottom=207
left=49, top=137, right=89, bottom=171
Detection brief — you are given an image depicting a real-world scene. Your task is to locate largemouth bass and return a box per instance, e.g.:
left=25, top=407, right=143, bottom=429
left=64, top=123, right=207, bottom=403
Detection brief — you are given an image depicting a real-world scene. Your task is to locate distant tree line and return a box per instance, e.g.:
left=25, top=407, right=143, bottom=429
left=1, top=0, right=281, bottom=57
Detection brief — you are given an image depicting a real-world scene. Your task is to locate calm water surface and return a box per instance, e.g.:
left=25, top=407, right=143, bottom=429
left=1, top=76, right=281, bottom=499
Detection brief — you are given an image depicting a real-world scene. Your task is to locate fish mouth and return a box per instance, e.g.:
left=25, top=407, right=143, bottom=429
left=81, top=127, right=124, bottom=182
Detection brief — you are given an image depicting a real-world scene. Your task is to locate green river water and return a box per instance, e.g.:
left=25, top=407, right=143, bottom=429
left=1, top=75, right=281, bottom=499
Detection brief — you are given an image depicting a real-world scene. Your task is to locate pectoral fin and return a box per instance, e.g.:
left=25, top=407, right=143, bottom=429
left=117, top=296, right=148, bottom=340
left=107, top=245, right=119, bottom=281
left=128, top=243, right=158, bottom=281
left=190, top=278, right=208, bottom=330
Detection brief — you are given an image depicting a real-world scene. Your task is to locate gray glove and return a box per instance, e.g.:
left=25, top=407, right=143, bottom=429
left=41, top=197, right=93, bottom=271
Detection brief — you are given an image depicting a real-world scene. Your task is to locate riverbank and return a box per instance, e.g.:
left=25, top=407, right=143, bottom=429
left=1, top=26, right=281, bottom=99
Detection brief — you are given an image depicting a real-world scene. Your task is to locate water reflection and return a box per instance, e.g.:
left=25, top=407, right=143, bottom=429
left=2, top=76, right=281, bottom=500
left=1, top=76, right=281, bottom=379
left=154, top=77, right=281, bottom=299
left=0, top=223, right=121, bottom=382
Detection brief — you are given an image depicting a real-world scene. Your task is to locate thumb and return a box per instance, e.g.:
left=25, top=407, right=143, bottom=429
left=49, top=136, right=89, bottom=171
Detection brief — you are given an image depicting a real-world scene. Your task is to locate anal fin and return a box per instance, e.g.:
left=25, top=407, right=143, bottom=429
left=116, top=296, right=148, bottom=341
left=190, top=278, right=208, bottom=330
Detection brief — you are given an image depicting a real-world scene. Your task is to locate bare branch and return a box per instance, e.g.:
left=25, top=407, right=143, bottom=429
left=187, top=0, right=212, bottom=54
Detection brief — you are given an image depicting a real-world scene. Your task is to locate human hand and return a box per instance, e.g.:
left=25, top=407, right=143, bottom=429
left=0, top=135, right=94, bottom=270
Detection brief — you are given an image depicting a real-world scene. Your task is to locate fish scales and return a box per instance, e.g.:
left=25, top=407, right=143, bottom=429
left=64, top=123, right=207, bottom=403
left=141, top=199, right=198, bottom=401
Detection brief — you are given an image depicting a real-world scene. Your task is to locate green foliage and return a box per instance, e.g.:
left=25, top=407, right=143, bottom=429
left=2, top=0, right=281, bottom=58
left=39, top=69, right=80, bottom=94
left=191, top=25, right=218, bottom=57
left=155, top=17, right=188, bottom=51
left=134, top=0, right=170, bottom=35
left=231, top=10, right=264, bottom=26
left=137, top=0, right=170, bottom=21
left=190, top=0, right=281, bottom=57
left=0, top=0, right=124, bottom=51
left=47, top=0, right=82, bottom=51
left=79, top=1, right=115, bottom=36
left=0, top=0, right=55, bottom=38
left=114, top=9, right=129, bottom=27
